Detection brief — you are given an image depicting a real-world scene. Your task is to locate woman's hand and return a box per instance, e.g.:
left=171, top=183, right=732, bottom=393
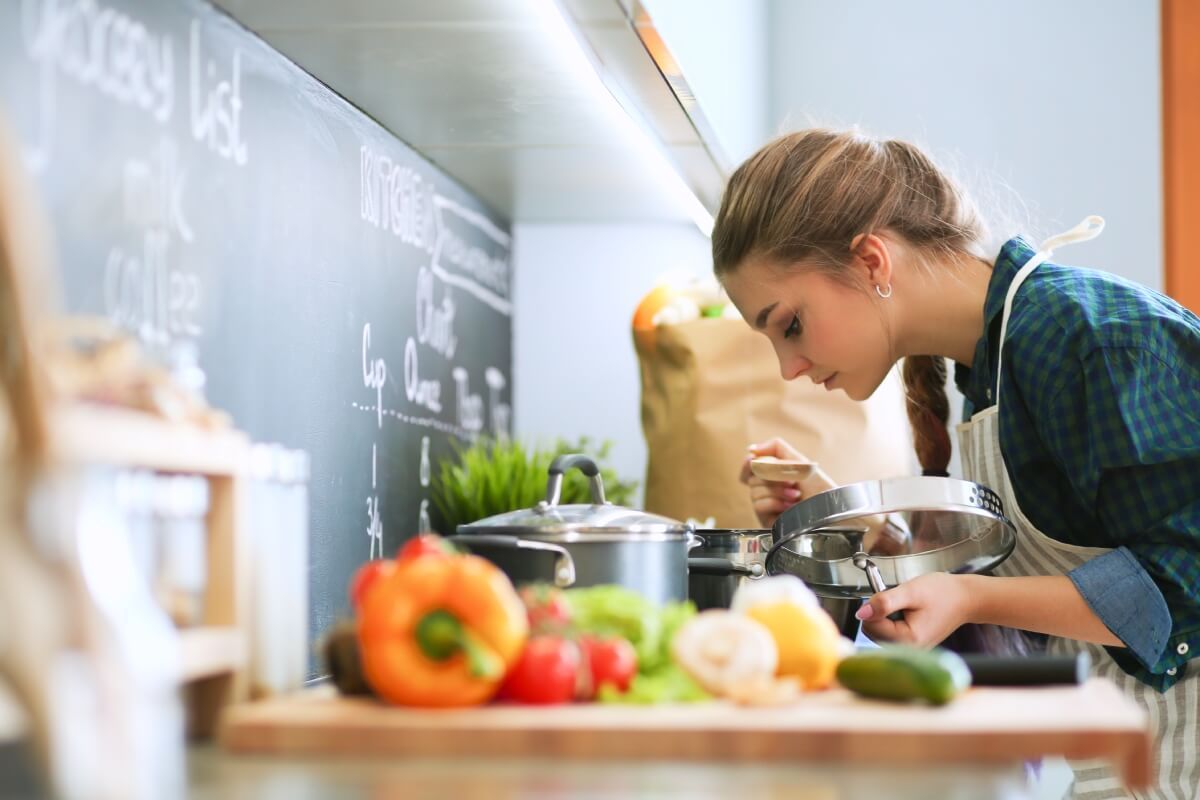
left=856, top=572, right=975, bottom=648
left=739, top=438, right=832, bottom=528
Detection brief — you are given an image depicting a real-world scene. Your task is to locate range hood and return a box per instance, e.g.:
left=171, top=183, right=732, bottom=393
left=212, top=0, right=730, bottom=229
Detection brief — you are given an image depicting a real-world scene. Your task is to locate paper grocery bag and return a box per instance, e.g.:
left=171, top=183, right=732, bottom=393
left=635, top=318, right=915, bottom=528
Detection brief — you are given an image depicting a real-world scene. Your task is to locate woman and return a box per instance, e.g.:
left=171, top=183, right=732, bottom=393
left=718, top=129, right=1199, bottom=799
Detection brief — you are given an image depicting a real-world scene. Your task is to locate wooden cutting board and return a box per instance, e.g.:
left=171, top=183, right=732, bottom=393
left=221, top=678, right=1152, bottom=789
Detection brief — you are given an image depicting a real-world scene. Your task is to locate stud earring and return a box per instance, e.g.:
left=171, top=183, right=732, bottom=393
left=875, top=283, right=893, bottom=299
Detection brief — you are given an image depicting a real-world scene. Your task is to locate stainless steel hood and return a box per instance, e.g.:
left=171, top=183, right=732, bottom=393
left=211, top=0, right=729, bottom=228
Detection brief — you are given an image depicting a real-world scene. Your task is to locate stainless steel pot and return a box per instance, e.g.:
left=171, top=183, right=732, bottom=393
left=456, top=454, right=713, bottom=605
left=686, top=529, right=768, bottom=611
left=687, top=527, right=866, bottom=639
left=767, top=476, right=1016, bottom=613
left=446, top=534, right=576, bottom=588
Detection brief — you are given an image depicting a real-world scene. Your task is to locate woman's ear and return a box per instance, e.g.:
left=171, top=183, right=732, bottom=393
left=849, top=233, right=894, bottom=293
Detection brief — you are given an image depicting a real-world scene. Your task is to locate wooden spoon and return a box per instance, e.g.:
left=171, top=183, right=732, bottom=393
left=749, top=456, right=818, bottom=483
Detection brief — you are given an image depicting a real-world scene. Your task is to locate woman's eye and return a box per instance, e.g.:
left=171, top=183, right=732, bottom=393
left=784, top=315, right=802, bottom=339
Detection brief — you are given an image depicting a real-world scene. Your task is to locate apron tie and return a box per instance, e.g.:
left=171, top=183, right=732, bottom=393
left=994, top=216, right=1105, bottom=400
left=1038, top=214, right=1105, bottom=255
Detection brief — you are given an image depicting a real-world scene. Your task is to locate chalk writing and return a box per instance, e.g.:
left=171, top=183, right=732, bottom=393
left=361, top=323, right=386, bottom=428
left=359, top=144, right=435, bottom=250
left=452, top=367, right=484, bottom=434
left=188, top=20, right=248, bottom=166
left=431, top=194, right=511, bottom=316
left=20, top=0, right=175, bottom=123
left=485, top=367, right=512, bottom=435
left=419, top=437, right=431, bottom=488
left=404, top=337, right=442, bottom=414
left=415, top=267, right=457, bottom=359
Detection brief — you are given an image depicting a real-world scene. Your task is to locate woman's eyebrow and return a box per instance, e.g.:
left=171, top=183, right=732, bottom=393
left=755, top=302, right=778, bottom=330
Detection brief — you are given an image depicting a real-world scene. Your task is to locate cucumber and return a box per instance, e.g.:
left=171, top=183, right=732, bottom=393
left=836, top=645, right=971, bottom=705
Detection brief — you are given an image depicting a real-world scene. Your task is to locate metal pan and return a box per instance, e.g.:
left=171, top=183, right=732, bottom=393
left=766, top=476, right=1016, bottom=600
left=686, top=529, right=770, bottom=611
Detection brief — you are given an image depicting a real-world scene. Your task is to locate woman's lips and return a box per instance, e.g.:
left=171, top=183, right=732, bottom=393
left=821, top=372, right=839, bottom=390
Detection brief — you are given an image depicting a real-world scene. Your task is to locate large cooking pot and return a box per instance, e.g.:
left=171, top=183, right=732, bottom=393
left=453, top=454, right=748, bottom=606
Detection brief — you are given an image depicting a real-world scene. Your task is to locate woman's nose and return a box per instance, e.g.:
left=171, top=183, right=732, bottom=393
left=780, top=355, right=812, bottom=381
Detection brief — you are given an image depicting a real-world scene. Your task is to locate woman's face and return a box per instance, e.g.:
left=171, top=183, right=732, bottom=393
left=722, top=255, right=895, bottom=401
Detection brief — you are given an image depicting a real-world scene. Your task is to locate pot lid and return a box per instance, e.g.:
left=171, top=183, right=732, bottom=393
left=766, top=476, right=1016, bottom=598
left=455, top=453, right=690, bottom=539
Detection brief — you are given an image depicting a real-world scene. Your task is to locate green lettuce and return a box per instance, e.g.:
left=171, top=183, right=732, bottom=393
left=565, top=584, right=710, bottom=704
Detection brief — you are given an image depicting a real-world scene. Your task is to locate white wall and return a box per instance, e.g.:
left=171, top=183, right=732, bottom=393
left=512, top=222, right=712, bottom=500
left=768, top=0, right=1162, bottom=290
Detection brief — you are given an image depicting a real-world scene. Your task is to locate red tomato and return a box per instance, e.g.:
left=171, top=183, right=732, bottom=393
left=498, top=636, right=580, bottom=705
left=348, top=559, right=397, bottom=609
left=397, top=534, right=456, bottom=563
left=518, top=584, right=572, bottom=633
left=579, top=636, right=637, bottom=699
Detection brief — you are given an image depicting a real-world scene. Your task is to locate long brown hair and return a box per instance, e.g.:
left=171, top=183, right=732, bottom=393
left=712, top=129, right=988, bottom=475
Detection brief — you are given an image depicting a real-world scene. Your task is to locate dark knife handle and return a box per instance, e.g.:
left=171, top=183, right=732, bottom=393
left=961, top=652, right=1091, bottom=686
left=686, top=557, right=763, bottom=577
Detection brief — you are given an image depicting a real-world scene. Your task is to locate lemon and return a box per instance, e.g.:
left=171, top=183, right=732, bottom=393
left=745, top=601, right=842, bottom=690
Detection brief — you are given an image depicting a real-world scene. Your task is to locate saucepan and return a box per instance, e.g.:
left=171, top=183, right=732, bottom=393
left=766, top=475, right=1017, bottom=638
left=686, top=526, right=869, bottom=640
left=686, top=528, right=770, bottom=611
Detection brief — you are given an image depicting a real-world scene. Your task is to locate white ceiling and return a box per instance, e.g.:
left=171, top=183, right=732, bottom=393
left=211, top=0, right=726, bottom=226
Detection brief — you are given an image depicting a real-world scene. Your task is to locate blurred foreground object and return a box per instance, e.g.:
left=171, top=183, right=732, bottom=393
left=0, top=116, right=189, bottom=800
left=42, top=316, right=231, bottom=430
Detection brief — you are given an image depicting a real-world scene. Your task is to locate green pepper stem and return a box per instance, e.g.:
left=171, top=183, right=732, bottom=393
left=415, top=609, right=461, bottom=661
left=458, top=627, right=503, bottom=679
left=415, top=609, right=502, bottom=679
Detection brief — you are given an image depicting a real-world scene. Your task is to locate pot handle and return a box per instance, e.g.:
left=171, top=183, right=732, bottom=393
left=447, top=534, right=577, bottom=587
left=543, top=453, right=607, bottom=507
left=687, top=558, right=765, bottom=578
left=852, top=551, right=903, bottom=621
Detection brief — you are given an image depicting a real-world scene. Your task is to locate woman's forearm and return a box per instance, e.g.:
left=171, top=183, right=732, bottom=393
left=962, top=574, right=1123, bottom=648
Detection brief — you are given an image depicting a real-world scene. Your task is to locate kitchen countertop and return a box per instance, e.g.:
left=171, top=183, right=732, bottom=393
left=207, top=678, right=1143, bottom=800
left=4, top=673, right=1133, bottom=799
left=187, top=745, right=1045, bottom=800
left=217, top=680, right=1147, bottom=792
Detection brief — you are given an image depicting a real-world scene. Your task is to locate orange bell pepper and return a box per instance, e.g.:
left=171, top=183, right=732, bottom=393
left=357, top=551, right=528, bottom=707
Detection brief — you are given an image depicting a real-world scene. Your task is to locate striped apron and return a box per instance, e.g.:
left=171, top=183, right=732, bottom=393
left=956, top=218, right=1200, bottom=799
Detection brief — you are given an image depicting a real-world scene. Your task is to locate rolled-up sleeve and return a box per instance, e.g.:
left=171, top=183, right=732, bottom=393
left=1068, top=547, right=1170, bottom=668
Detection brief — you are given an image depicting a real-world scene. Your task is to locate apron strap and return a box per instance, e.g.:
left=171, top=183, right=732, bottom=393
left=1037, top=215, right=1105, bottom=254
left=993, top=216, right=1105, bottom=401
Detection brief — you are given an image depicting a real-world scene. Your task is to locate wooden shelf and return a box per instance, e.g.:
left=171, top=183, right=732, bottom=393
left=46, top=401, right=255, bottom=736
left=180, top=627, right=246, bottom=683
left=50, top=403, right=249, bottom=475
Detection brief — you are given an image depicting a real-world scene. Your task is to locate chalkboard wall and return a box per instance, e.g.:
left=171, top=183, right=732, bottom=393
left=0, top=0, right=513, bottom=671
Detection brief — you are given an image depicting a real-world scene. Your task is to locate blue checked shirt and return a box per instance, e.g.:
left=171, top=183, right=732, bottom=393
left=954, top=236, right=1200, bottom=691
